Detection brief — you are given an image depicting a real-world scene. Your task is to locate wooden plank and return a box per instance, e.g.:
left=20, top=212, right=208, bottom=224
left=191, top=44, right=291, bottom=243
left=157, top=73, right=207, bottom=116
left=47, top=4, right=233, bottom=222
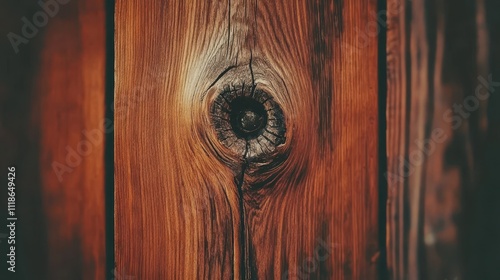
left=386, top=0, right=500, bottom=279
left=0, top=0, right=107, bottom=279
left=0, top=2, right=46, bottom=279
left=464, top=0, right=500, bottom=278
left=115, top=0, right=379, bottom=279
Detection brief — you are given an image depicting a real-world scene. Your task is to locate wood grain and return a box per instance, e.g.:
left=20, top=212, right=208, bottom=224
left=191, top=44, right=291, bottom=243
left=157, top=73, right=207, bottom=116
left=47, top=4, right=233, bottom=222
left=386, top=0, right=500, bottom=279
left=116, top=0, right=379, bottom=279
left=37, top=1, right=107, bottom=278
left=0, top=0, right=107, bottom=279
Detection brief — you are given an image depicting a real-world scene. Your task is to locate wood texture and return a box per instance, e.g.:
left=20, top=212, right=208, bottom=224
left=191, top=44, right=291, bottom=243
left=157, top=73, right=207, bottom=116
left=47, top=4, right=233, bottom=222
left=0, top=0, right=107, bottom=279
left=386, top=0, right=500, bottom=279
left=115, top=0, right=379, bottom=279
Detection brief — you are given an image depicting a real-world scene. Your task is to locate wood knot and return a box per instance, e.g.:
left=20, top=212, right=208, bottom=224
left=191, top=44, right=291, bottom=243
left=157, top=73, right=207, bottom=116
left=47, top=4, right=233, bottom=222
left=232, top=99, right=266, bottom=137
left=211, top=84, right=286, bottom=161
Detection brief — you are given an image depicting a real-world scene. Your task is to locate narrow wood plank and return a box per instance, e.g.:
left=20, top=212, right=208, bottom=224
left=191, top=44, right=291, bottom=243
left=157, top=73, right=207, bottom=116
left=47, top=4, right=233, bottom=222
left=37, top=1, right=107, bottom=278
left=386, top=0, right=500, bottom=279
left=463, top=0, right=500, bottom=278
left=0, top=0, right=107, bottom=279
left=0, top=2, right=47, bottom=279
left=116, top=0, right=379, bottom=279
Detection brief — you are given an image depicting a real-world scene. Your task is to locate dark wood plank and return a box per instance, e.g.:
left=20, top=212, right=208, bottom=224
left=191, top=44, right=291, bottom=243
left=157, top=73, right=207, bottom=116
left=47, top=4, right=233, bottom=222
left=0, top=0, right=107, bottom=279
left=116, top=0, right=379, bottom=279
left=0, top=2, right=46, bottom=279
left=386, top=0, right=500, bottom=279
left=464, top=1, right=500, bottom=278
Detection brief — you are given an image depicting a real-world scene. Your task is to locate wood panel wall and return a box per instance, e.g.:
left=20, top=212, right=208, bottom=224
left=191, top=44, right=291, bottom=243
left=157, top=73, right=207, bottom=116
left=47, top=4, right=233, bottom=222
left=386, top=0, right=500, bottom=279
left=115, top=0, right=380, bottom=279
left=0, top=0, right=107, bottom=279
left=2, top=0, right=498, bottom=279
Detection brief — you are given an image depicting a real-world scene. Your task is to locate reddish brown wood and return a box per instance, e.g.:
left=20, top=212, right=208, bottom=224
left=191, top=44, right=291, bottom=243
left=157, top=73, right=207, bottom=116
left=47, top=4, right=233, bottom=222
left=115, top=0, right=379, bottom=279
left=0, top=0, right=107, bottom=279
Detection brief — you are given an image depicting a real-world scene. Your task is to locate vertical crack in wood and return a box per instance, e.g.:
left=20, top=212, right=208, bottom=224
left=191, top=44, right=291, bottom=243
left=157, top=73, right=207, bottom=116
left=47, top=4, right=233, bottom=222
left=227, top=0, right=231, bottom=55
left=237, top=54, right=258, bottom=280
left=236, top=142, right=250, bottom=279
left=249, top=52, right=256, bottom=98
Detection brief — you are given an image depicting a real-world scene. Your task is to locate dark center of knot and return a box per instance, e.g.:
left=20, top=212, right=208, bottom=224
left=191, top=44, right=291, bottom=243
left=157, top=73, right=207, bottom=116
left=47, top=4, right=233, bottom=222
left=211, top=86, right=286, bottom=160
left=229, top=97, right=267, bottom=139
left=238, top=110, right=264, bottom=133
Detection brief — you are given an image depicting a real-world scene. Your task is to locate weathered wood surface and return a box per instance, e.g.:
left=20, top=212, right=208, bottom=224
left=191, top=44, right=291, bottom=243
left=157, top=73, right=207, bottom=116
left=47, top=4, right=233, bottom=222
left=0, top=0, right=107, bottom=279
left=386, top=0, right=500, bottom=279
left=115, top=0, right=380, bottom=279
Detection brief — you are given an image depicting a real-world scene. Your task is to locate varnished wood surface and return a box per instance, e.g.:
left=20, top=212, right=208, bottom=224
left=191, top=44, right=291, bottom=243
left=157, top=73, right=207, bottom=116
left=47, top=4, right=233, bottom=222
left=115, top=0, right=379, bottom=279
left=0, top=0, right=107, bottom=279
left=386, top=0, right=500, bottom=279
